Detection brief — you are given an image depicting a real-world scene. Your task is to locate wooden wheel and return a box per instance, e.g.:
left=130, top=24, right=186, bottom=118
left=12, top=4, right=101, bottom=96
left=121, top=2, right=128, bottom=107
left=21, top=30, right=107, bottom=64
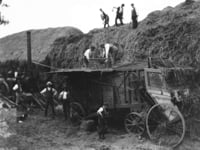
left=185, top=98, right=200, bottom=139
left=70, top=102, right=85, bottom=125
left=124, top=112, right=145, bottom=135
left=146, top=103, right=185, bottom=148
left=0, top=81, right=9, bottom=96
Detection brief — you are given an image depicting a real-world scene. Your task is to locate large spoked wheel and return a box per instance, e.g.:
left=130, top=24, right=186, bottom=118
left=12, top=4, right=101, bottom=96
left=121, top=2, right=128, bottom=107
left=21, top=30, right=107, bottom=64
left=146, top=103, right=185, bottom=148
left=124, top=112, right=145, bottom=135
left=70, top=102, right=85, bottom=125
left=0, top=81, right=9, bottom=96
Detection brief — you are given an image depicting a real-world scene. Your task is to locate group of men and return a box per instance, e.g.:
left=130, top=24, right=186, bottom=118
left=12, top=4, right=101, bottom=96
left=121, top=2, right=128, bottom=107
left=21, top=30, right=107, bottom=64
left=100, top=3, right=138, bottom=29
left=40, top=80, right=109, bottom=140
left=11, top=70, right=31, bottom=123
left=83, top=43, right=118, bottom=67
left=11, top=69, right=109, bottom=139
left=12, top=73, right=70, bottom=121
left=40, top=81, right=70, bottom=120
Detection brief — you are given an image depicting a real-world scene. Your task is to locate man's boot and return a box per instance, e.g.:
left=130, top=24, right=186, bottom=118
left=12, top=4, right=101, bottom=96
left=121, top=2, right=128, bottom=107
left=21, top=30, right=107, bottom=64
left=99, top=134, right=102, bottom=139
left=102, top=134, right=105, bottom=139
left=44, top=111, right=47, bottom=117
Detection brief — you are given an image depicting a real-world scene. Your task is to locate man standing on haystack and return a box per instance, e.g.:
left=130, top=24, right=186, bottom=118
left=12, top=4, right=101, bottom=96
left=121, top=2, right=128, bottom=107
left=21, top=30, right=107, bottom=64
left=131, top=3, right=138, bottom=29
left=100, top=8, right=110, bottom=28
left=114, top=4, right=125, bottom=26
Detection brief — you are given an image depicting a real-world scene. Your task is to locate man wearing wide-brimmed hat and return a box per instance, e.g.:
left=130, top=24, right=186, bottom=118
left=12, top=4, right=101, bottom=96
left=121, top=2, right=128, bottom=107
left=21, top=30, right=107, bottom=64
left=40, top=81, right=57, bottom=118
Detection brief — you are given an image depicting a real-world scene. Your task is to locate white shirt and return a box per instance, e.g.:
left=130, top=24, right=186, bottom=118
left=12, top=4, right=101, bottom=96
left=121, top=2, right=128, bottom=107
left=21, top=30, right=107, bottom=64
left=102, top=43, right=118, bottom=60
left=13, top=84, right=19, bottom=91
left=14, top=71, right=18, bottom=78
left=84, top=49, right=92, bottom=60
left=13, top=83, right=22, bottom=92
left=59, top=91, right=68, bottom=100
left=103, top=43, right=111, bottom=59
left=119, top=6, right=124, bottom=14
left=97, top=107, right=104, bottom=117
left=40, top=87, right=57, bottom=96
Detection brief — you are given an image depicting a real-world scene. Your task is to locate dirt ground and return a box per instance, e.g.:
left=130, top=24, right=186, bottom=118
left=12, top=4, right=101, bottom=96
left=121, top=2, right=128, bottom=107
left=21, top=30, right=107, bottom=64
left=0, top=109, right=200, bottom=150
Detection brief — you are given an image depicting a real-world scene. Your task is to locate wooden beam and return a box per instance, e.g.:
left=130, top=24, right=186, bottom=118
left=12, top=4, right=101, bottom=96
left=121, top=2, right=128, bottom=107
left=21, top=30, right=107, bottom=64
left=124, top=72, right=127, bottom=103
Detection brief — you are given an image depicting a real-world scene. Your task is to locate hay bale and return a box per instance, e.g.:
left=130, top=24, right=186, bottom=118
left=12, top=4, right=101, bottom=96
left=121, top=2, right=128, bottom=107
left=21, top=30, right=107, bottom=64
left=80, top=120, right=96, bottom=132
left=55, top=104, right=63, bottom=114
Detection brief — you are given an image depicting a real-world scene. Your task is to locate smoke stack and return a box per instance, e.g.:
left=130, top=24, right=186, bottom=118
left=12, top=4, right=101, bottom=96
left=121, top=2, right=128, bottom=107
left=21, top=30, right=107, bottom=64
left=26, top=31, right=32, bottom=70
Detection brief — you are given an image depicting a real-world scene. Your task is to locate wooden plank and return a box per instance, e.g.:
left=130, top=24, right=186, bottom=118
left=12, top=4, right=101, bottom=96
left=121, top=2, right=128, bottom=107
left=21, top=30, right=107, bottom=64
left=0, top=94, right=17, bottom=106
left=89, top=58, right=106, bottom=61
left=31, top=95, right=45, bottom=110
left=102, top=86, right=113, bottom=107
left=110, top=103, right=142, bottom=109
left=111, top=72, right=125, bottom=105
left=33, top=93, right=46, bottom=105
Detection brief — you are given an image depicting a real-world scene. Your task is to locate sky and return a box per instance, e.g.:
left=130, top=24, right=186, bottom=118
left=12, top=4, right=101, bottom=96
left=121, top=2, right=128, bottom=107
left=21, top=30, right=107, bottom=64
left=0, top=0, right=184, bottom=38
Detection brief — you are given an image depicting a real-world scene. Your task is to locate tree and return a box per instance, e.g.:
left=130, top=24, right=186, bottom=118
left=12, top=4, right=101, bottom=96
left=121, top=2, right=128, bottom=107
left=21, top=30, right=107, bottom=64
left=0, top=0, right=9, bottom=25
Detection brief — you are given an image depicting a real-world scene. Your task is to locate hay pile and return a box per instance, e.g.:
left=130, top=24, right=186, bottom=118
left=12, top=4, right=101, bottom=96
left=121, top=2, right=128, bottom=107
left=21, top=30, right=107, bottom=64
left=1, top=1, right=200, bottom=69
left=46, top=1, right=200, bottom=69
left=128, top=1, right=200, bottom=67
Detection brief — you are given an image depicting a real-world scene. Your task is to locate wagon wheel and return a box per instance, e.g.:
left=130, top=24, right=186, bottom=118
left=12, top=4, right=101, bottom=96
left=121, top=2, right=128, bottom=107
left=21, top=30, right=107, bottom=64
left=124, top=112, right=145, bottom=136
left=70, top=102, right=85, bottom=125
left=146, top=103, right=185, bottom=148
left=0, top=81, right=9, bottom=96
left=186, top=98, right=200, bottom=139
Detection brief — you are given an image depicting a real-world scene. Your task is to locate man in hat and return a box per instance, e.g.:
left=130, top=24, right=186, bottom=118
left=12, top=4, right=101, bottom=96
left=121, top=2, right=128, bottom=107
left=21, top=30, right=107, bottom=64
left=131, top=3, right=138, bottom=29
left=58, top=85, right=70, bottom=120
left=40, top=81, right=57, bottom=118
left=100, top=43, right=118, bottom=66
left=13, top=77, right=26, bottom=123
left=97, top=103, right=108, bottom=139
left=13, top=77, right=23, bottom=105
left=100, top=8, right=109, bottom=28
left=114, top=4, right=125, bottom=26
left=83, top=45, right=96, bottom=67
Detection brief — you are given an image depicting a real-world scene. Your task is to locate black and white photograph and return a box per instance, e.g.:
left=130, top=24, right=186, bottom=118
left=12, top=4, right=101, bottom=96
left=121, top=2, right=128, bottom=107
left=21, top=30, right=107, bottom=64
left=0, top=0, right=200, bottom=149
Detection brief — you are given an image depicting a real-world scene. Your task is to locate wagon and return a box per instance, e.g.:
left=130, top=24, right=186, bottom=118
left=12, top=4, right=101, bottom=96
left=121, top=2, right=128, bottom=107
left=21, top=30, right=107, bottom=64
left=50, top=61, right=198, bottom=148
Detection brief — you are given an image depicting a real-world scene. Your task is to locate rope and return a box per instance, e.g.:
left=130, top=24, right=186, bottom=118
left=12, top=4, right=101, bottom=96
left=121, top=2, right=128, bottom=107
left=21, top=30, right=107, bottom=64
left=32, top=61, right=63, bottom=70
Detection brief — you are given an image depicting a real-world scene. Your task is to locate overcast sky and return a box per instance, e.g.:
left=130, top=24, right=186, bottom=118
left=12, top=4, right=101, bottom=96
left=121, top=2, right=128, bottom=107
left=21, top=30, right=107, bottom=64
left=0, top=0, right=184, bottom=38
